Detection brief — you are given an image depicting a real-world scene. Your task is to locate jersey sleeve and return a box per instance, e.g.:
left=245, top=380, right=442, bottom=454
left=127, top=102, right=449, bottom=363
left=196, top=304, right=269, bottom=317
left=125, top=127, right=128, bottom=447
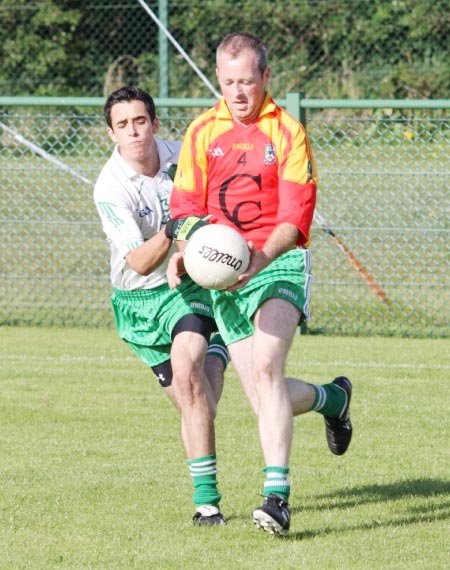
left=276, top=122, right=317, bottom=245
left=169, top=124, right=210, bottom=219
left=94, top=192, right=144, bottom=259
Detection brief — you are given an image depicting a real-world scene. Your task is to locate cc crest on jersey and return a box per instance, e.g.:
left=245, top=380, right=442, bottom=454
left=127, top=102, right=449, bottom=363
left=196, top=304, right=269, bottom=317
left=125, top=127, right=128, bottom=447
left=264, top=144, right=276, bottom=166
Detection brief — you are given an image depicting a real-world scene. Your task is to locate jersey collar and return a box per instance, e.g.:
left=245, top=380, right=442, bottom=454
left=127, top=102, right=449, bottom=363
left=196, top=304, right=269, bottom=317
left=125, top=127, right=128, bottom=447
left=155, top=138, right=179, bottom=175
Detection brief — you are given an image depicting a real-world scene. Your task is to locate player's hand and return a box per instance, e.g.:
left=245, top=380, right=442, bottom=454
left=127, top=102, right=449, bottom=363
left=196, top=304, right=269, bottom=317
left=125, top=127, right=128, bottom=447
left=166, top=251, right=185, bottom=289
left=164, top=215, right=211, bottom=241
left=226, top=241, right=270, bottom=291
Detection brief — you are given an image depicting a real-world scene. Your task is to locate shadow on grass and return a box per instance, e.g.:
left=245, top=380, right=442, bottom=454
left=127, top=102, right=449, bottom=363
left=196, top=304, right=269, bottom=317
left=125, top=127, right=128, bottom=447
left=299, top=478, right=450, bottom=510
left=285, top=478, right=450, bottom=541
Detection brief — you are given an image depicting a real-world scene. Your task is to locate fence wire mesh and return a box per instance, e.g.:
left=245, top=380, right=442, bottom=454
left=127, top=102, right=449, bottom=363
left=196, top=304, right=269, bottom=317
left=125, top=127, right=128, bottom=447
left=1, top=103, right=448, bottom=337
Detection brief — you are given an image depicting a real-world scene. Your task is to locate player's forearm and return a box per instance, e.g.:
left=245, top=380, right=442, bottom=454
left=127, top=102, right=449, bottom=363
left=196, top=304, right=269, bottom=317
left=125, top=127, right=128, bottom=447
left=125, top=229, right=172, bottom=275
left=261, top=222, right=300, bottom=263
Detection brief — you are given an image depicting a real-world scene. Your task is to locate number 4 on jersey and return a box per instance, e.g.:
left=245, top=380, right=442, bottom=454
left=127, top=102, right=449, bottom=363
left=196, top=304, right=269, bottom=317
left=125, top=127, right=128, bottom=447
left=237, top=152, right=247, bottom=166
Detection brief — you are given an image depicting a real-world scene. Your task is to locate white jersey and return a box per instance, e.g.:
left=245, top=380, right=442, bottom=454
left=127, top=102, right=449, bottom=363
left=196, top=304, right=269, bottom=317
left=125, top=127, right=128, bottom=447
left=94, top=137, right=181, bottom=290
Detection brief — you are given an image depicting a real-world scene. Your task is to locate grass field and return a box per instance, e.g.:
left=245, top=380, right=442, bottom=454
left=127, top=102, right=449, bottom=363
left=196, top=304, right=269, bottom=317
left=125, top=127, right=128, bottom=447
left=1, top=327, right=449, bottom=569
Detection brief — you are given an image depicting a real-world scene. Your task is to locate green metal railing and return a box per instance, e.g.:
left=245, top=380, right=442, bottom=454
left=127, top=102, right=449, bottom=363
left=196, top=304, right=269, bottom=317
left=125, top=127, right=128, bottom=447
left=2, top=94, right=449, bottom=114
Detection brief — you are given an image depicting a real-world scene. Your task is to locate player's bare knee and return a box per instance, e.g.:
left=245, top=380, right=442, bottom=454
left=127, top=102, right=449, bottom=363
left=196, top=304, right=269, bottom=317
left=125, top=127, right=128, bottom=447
left=253, top=358, right=274, bottom=386
left=172, top=370, right=206, bottom=405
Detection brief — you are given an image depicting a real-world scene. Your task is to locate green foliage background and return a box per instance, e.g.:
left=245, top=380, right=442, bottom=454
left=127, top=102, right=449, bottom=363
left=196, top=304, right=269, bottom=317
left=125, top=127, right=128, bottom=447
left=1, top=0, right=449, bottom=98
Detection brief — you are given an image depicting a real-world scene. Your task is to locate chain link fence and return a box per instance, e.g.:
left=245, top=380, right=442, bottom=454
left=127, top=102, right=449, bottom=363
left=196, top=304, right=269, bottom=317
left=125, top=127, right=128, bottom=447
left=0, top=100, right=448, bottom=337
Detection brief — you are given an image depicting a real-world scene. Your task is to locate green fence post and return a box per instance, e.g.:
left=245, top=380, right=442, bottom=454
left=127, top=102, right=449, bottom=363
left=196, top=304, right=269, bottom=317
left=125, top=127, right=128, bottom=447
left=286, top=92, right=299, bottom=120
left=286, top=92, right=306, bottom=127
left=299, top=91, right=306, bottom=127
left=158, top=0, right=169, bottom=98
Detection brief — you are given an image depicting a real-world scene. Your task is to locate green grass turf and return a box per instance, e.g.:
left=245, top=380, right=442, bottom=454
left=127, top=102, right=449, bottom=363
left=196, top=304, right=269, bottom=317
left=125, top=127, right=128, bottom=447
left=1, top=327, right=449, bottom=569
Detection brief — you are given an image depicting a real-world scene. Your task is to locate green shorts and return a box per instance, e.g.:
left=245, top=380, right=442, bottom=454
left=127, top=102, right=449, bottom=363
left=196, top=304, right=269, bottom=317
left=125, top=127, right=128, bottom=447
left=111, top=275, right=214, bottom=367
left=211, top=247, right=312, bottom=346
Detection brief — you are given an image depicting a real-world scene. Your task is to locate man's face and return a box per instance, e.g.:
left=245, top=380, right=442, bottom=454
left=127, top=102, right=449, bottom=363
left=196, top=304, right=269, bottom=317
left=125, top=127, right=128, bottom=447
left=216, top=49, right=270, bottom=125
left=108, top=100, right=158, bottom=166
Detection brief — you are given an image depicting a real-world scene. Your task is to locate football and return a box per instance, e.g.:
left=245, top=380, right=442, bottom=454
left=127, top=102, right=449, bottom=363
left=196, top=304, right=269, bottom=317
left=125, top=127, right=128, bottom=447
left=183, top=223, right=250, bottom=290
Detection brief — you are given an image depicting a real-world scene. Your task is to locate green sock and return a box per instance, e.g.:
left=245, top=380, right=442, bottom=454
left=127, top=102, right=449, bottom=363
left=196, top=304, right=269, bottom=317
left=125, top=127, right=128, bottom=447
left=188, top=454, right=221, bottom=507
left=207, top=333, right=230, bottom=370
left=312, top=382, right=347, bottom=417
left=263, top=466, right=290, bottom=502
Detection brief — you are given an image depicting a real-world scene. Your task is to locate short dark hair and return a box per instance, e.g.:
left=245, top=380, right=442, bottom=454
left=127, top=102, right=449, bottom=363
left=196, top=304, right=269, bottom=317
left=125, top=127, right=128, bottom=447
left=216, top=32, right=268, bottom=75
left=103, top=86, right=156, bottom=128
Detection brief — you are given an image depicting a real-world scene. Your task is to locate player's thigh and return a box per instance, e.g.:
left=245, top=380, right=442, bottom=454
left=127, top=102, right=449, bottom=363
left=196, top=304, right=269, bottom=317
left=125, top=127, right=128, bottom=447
left=170, top=314, right=213, bottom=374
left=253, top=297, right=300, bottom=366
left=171, top=331, right=208, bottom=371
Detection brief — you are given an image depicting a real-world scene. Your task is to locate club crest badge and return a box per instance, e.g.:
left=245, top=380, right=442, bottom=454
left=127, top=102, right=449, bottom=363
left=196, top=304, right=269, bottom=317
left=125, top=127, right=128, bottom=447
left=264, top=144, right=276, bottom=166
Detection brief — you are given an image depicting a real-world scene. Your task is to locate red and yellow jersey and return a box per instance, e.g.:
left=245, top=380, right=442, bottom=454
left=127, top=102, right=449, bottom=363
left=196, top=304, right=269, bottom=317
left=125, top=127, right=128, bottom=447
left=170, top=94, right=317, bottom=249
